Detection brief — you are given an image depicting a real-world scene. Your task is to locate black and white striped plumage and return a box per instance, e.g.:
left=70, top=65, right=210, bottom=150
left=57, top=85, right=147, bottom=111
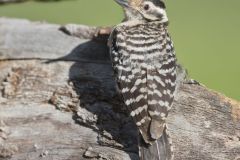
left=109, top=0, right=177, bottom=159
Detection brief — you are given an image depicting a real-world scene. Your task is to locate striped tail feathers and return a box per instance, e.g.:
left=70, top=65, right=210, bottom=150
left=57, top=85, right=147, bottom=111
left=139, top=126, right=174, bottom=160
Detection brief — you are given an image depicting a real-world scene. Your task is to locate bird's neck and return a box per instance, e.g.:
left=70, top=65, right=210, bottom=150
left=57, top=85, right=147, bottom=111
left=118, top=19, right=168, bottom=30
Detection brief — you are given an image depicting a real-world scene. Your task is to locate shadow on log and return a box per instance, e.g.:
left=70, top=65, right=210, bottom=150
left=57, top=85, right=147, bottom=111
left=0, top=18, right=239, bottom=160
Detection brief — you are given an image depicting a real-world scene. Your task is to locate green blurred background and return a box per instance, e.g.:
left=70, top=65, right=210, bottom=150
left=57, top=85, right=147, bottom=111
left=0, top=0, right=239, bottom=100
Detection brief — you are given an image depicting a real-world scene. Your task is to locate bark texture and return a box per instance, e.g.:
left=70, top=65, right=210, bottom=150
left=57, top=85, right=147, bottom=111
left=0, top=18, right=239, bottom=160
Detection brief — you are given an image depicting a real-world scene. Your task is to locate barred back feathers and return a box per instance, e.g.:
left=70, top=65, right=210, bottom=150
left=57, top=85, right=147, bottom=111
left=110, top=21, right=176, bottom=143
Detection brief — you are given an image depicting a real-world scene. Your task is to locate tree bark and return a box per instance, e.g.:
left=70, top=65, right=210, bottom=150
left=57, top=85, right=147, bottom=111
left=0, top=18, right=239, bottom=160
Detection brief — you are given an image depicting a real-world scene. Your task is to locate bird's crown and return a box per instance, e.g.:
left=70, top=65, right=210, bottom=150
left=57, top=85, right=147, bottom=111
left=115, top=0, right=168, bottom=22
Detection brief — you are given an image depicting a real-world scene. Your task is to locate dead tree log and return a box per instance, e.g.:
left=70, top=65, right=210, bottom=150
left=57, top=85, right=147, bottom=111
left=0, top=18, right=239, bottom=160
left=0, top=0, right=26, bottom=4
left=0, top=0, right=63, bottom=4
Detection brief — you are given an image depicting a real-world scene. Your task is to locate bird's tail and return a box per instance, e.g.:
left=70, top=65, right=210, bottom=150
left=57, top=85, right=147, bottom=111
left=139, top=126, right=174, bottom=160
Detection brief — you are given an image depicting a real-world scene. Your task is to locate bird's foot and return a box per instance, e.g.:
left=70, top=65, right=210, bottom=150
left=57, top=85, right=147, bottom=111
left=184, top=79, right=201, bottom=85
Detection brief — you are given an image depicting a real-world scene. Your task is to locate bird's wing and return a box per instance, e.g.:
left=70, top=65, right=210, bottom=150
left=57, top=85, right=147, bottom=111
left=109, top=28, right=151, bottom=143
left=147, top=54, right=176, bottom=140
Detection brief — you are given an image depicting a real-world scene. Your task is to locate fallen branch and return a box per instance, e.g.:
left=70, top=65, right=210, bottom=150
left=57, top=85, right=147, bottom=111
left=0, top=0, right=65, bottom=4
left=0, top=18, right=239, bottom=160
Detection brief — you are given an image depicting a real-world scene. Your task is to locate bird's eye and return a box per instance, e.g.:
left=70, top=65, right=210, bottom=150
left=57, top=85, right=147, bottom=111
left=144, top=4, right=150, bottom=11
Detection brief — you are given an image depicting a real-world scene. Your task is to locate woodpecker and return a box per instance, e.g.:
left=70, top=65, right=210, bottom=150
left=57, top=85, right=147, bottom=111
left=108, top=0, right=177, bottom=159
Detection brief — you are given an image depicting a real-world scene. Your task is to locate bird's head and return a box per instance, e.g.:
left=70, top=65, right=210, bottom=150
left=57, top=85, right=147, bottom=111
left=115, top=0, right=168, bottom=23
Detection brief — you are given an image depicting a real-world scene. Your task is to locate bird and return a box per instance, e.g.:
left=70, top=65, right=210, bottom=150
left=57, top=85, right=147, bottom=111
left=108, top=0, right=177, bottom=159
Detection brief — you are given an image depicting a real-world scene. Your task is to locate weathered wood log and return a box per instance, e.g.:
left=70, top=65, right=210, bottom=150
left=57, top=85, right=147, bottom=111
left=0, top=18, right=239, bottom=160
left=0, top=0, right=26, bottom=4
left=0, top=0, right=63, bottom=4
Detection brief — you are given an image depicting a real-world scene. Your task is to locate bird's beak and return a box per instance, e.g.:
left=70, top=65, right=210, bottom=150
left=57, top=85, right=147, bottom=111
left=114, top=0, right=129, bottom=8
